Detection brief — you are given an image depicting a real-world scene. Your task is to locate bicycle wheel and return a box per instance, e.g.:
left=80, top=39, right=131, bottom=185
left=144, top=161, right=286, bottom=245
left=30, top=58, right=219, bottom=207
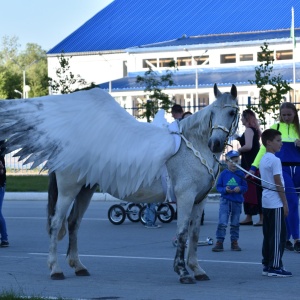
left=139, top=206, right=147, bottom=225
left=107, top=204, right=126, bottom=225
left=139, top=204, right=158, bottom=225
left=157, top=203, right=175, bottom=223
left=127, top=203, right=142, bottom=222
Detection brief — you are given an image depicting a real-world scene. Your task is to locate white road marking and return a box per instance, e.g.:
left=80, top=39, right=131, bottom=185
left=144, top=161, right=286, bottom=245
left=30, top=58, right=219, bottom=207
left=29, top=252, right=261, bottom=265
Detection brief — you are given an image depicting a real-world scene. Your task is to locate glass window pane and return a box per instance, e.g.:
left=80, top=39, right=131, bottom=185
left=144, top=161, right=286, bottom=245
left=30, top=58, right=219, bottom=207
left=240, top=54, right=253, bottom=61
left=220, top=54, right=236, bottom=64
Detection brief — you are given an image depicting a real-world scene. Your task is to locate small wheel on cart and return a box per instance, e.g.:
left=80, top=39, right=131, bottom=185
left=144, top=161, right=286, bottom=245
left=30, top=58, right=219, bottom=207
left=139, top=205, right=157, bottom=225
left=157, top=203, right=175, bottom=223
left=108, top=204, right=126, bottom=225
left=127, top=203, right=142, bottom=222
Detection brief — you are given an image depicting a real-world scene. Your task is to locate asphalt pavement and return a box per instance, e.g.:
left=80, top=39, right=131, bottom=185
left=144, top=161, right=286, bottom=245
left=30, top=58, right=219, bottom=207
left=1, top=194, right=300, bottom=300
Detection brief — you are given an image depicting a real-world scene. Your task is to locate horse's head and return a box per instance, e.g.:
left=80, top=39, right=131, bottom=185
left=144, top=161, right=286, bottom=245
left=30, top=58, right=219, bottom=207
left=207, top=84, right=239, bottom=153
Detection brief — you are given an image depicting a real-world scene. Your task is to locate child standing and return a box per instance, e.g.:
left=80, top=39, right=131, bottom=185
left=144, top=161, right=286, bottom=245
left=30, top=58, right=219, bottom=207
left=212, top=150, right=247, bottom=252
left=259, top=129, right=292, bottom=277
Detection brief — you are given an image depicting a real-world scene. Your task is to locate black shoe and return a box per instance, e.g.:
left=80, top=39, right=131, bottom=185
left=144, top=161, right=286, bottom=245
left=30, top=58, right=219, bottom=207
left=294, top=241, right=300, bottom=253
left=0, top=240, right=9, bottom=247
left=285, top=241, right=294, bottom=251
left=239, top=221, right=253, bottom=225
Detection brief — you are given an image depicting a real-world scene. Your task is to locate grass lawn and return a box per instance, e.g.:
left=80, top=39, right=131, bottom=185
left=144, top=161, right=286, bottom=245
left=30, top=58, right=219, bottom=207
left=5, top=175, right=217, bottom=193
left=6, top=175, right=49, bottom=192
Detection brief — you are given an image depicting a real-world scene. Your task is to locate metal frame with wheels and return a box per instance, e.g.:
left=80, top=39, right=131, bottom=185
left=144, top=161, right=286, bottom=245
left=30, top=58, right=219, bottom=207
left=107, top=202, right=142, bottom=225
left=139, top=203, right=175, bottom=225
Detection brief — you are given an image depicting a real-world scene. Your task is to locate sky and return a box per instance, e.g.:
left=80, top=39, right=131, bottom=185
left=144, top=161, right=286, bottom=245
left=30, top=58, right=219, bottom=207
left=0, top=0, right=114, bottom=51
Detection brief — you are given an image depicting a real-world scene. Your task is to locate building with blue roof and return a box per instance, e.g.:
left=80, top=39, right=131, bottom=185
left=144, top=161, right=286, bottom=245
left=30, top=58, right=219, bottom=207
left=47, top=0, right=300, bottom=122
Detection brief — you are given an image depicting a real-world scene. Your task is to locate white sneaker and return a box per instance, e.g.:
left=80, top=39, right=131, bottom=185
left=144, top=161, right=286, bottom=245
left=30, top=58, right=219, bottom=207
left=145, top=224, right=161, bottom=229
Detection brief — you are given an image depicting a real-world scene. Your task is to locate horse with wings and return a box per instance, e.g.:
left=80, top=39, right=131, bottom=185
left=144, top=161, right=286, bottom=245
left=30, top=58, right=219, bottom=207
left=0, top=83, right=239, bottom=283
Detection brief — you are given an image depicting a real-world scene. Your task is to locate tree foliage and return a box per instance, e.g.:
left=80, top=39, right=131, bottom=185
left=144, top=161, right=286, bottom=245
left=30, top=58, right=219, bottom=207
left=248, top=42, right=292, bottom=126
left=0, top=36, right=48, bottom=99
left=136, top=60, right=177, bottom=122
left=48, top=52, right=94, bottom=94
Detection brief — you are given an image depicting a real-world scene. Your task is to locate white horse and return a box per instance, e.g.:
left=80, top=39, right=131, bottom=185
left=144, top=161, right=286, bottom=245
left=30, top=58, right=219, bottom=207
left=0, top=84, right=239, bottom=283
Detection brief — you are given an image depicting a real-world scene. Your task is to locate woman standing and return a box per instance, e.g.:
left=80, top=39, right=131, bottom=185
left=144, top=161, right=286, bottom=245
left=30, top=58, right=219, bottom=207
left=250, top=102, right=300, bottom=252
left=237, top=109, right=263, bottom=226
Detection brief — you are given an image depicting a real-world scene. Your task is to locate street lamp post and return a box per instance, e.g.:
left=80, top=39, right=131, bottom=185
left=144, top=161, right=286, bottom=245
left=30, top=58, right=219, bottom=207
left=11, top=59, right=39, bottom=98
left=184, top=49, right=208, bottom=108
left=14, top=89, right=22, bottom=98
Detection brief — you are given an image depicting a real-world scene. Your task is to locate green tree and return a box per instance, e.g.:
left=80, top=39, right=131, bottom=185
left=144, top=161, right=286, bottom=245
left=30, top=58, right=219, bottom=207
left=136, top=61, right=177, bottom=122
left=19, top=43, right=49, bottom=97
left=48, top=52, right=94, bottom=94
left=0, top=36, right=48, bottom=99
left=248, top=42, right=292, bottom=126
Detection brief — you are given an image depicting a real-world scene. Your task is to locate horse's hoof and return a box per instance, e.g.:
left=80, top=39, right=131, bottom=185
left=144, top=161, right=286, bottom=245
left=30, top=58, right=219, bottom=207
left=75, top=269, right=90, bottom=276
left=195, top=274, right=210, bottom=281
left=51, top=272, right=65, bottom=280
left=179, top=276, right=196, bottom=284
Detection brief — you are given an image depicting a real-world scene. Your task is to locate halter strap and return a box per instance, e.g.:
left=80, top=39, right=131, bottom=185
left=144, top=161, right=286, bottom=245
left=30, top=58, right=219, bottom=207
left=210, top=104, right=240, bottom=136
left=179, top=133, right=217, bottom=182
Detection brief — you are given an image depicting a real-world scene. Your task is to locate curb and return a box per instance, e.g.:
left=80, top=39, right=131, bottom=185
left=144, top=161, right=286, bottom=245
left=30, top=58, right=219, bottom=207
left=5, top=192, right=221, bottom=202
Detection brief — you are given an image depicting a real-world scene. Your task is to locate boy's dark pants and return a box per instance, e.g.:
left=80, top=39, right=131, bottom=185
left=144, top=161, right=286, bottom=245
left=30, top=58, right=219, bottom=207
left=262, top=207, right=286, bottom=269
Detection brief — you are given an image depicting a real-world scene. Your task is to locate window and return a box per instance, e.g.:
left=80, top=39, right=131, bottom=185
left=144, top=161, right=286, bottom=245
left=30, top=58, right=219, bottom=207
left=240, top=54, right=253, bottom=62
left=276, top=50, right=293, bottom=60
left=142, top=59, right=157, bottom=68
left=123, top=61, right=127, bottom=77
left=194, top=55, right=209, bottom=65
left=220, top=54, right=236, bottom=64
left=177, top=56, right=192, bottom=66
left=257, top=51, right=274, bottom=61
left=159, top=58, right=173, bottom=67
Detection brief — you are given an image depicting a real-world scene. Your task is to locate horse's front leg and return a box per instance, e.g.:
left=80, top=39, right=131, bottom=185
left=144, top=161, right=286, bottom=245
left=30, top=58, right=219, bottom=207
left=48, top=195, right=74, bottom=279
left=186, top=199, right=210, bottom=281
left=67, top=186, right=97, bottom=276
left=174, top=197, right=195, bottom=284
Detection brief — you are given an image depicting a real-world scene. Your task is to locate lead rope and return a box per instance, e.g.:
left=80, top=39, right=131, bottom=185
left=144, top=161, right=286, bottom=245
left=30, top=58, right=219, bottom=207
left=170, top=121, right=218, bottom=184
left=179, top=133, right=217, bottom=182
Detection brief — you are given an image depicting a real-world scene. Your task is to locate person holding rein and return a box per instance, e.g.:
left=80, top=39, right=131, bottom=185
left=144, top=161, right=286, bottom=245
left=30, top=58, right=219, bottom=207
left=249, top=102, right=300, bottom=253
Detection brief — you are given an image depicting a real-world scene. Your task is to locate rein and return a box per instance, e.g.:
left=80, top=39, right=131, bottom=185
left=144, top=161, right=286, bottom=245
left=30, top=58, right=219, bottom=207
left=214, top=155, right=300, bottom=194
left=178, top=130, right=218, bottom=182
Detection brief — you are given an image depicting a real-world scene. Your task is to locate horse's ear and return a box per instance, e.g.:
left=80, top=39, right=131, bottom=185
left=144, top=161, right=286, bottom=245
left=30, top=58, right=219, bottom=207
left=214, top=83, right=222, bottom=98
left=231, top=84, right=237, bottom=99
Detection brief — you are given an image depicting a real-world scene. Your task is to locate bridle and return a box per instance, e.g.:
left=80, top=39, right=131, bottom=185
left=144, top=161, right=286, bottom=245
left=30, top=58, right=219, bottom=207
left=175, top=101, right=240, bottom=184
left=209, top=103, right=240, bottom=138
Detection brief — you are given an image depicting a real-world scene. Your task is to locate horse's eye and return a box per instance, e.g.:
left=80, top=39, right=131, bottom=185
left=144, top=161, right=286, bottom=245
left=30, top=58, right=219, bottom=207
left=229, top=110, right=235, bottom=116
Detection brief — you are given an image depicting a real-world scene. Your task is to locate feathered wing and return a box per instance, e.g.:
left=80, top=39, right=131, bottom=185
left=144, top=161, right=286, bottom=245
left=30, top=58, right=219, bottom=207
left=0, top=88, right=176, bottom=198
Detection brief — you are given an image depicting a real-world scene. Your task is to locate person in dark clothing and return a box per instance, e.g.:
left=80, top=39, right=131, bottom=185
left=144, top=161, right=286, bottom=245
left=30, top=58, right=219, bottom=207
left=171, top=104, right=184, bottom=120
left=237, top=109, right=263, bottom=226
left=0, top=140, right=9, bottom=247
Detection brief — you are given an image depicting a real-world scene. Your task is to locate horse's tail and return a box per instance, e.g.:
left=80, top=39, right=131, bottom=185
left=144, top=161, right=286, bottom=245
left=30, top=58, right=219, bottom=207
left=47, top=172, right=58, bottom=236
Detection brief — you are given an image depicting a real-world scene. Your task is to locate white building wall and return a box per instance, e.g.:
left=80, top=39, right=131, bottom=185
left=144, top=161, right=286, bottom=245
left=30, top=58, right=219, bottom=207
left=47, top=52, right=129, bottom=91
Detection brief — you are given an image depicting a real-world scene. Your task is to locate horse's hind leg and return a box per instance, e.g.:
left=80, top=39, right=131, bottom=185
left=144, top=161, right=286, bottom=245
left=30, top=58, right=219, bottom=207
left=48, top=194, right=76, bottom=279
left=47, top=171, right=82, bottom=280
left=67, top=185, right=97, bottom=276
left=186, top=200, right=210, bottom=281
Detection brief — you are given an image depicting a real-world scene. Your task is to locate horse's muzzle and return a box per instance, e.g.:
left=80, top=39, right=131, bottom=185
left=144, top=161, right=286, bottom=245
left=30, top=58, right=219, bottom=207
left=208, top=138, right=223, bottom=153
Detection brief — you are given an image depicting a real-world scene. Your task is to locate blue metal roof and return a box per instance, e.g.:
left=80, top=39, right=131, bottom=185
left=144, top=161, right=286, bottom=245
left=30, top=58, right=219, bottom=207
left=134, top=29, right=300, bottom=50
left=48, top=0, right=300, bottom=54
left=98, top=64, right=300, bottom=91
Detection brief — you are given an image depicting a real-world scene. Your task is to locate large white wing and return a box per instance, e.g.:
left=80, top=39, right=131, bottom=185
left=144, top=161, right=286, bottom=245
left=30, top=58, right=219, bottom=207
left=0, top=88, right=176, bottom=198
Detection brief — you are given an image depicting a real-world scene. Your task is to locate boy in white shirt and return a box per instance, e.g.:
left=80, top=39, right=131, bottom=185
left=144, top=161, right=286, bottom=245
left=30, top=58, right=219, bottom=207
left=259, top=129, right=291, bottom=277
